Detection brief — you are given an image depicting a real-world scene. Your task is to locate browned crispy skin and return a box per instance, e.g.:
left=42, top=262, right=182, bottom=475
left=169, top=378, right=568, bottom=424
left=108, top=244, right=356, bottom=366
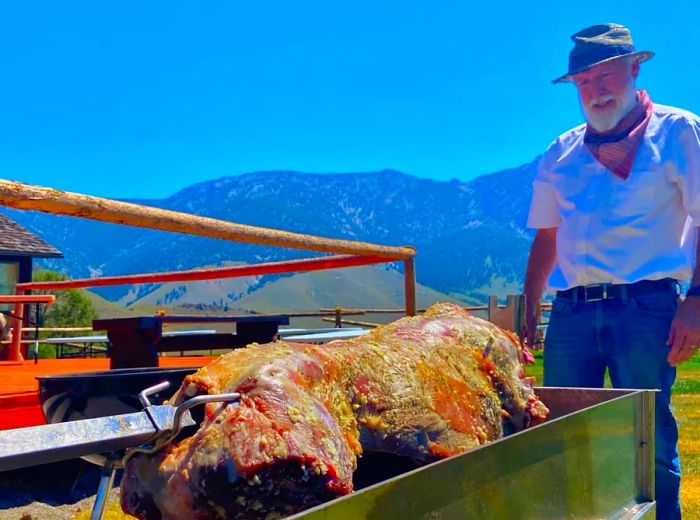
left=121, top=303, right=548, bottom=520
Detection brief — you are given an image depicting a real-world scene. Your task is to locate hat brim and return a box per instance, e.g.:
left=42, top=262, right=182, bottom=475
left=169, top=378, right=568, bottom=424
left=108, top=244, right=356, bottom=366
left=552, top=50, right=654, bottom=84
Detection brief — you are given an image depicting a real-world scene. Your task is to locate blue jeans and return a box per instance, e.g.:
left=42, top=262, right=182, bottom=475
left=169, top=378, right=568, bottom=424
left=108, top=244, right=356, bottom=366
left=544, top=288, right=682, bottom=519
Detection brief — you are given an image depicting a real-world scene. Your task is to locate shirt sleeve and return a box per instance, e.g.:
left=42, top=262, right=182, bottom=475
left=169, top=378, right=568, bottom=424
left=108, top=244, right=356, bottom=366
left=527, top=149, right=562, bottom=229
left=674, top=115, right=700, bottom=225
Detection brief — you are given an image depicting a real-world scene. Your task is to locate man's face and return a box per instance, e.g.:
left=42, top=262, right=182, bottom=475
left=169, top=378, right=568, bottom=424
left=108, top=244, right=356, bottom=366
left=572, top=58, right=640, bottom=132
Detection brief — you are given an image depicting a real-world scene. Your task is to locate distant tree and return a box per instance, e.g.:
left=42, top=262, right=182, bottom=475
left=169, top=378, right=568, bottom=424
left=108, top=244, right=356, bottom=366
left=32, top=270, right=98, bottom=328
left=29, top=270, right=98, bottom=358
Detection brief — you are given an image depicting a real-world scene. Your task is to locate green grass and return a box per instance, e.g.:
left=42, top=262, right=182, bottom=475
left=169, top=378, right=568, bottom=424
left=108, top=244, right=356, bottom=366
left=672, top=356, right=700, bottom=517
left=525, top=351, right=544, bottom=384
left=525, top=351, right=700, bottom=518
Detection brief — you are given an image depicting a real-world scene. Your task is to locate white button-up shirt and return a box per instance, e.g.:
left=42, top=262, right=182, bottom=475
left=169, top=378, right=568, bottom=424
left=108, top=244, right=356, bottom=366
left=527, top=104, right=700, bottom=290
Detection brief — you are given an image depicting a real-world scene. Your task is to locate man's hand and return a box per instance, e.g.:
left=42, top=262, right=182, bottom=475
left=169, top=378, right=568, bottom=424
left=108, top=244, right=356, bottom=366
left=522, top=228, right=557, bottom=350
left=667, top=296, right=700, bottom=366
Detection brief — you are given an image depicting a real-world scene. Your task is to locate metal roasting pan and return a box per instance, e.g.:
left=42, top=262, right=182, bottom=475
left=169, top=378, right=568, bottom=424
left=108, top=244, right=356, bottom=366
left=290, top=387, right=656, bottom=520
left=0, top=373, right=655, bottom=520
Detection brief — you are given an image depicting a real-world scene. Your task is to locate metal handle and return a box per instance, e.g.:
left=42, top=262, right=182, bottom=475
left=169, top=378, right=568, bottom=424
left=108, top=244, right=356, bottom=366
left=139, top=381, right=171, bottom=407
left=123, top=391, right=240, bottom=464
left=171, top=392, right=241, bottom=437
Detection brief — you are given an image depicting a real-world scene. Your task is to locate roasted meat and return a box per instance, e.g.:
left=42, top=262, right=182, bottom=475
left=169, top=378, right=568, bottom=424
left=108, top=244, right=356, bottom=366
left=121, top=303, right=548, bottom=520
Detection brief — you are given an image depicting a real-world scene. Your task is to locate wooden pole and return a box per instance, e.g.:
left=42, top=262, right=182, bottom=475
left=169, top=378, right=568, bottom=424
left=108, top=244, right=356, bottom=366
left=0, top=180, right=415, bottom=260
left=404, top=258, right=416, bottom=316
left=322, top=317, right=381, bottom=328
left=9, top=294, right=24, bottom=361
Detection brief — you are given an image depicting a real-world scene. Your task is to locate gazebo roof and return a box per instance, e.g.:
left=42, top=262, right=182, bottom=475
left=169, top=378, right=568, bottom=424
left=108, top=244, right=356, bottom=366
left=0, top=213, right=63, bottom=258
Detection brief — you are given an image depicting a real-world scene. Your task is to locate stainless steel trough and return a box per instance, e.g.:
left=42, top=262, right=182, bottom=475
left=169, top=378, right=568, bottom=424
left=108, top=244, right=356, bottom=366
left=290, top=387, right=656, bottom=520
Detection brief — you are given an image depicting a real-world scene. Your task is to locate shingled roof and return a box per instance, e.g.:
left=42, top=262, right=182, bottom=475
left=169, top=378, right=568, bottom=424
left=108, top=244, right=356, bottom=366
left=0, top=213, right=63, bottom=258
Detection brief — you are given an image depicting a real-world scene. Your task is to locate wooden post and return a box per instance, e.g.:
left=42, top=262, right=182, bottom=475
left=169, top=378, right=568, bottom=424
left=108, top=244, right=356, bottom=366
left=404, top=258, right=416, bottom=316
left=0, top=294, right=55, bottom=361
left=487, top=294, right=525, bottom=335
left=10, top=299, right=24, bottom=362
left=511, top=294, right=526, bottom=339
left=0, top=180, right=415, bottom=260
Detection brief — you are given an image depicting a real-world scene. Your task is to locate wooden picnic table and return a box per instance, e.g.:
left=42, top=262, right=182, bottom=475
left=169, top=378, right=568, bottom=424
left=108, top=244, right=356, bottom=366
left=42, top=330, right=217, bottom=358
left=93, top=314, right=289, bottom=369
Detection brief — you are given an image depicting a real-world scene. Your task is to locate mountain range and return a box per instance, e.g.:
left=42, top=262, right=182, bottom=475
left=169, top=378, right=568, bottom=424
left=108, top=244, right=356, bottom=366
left=2, top=160, right=539, bottom=309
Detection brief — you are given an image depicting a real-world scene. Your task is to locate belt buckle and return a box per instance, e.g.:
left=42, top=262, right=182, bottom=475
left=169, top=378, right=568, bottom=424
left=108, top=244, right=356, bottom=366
left=583, top=283, right=608, bottom=302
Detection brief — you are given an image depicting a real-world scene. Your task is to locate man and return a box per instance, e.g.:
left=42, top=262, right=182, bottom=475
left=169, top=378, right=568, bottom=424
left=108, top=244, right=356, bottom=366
left=0, top=313, right=10, bottom=344
left=523, top=23, right=700, bottom=519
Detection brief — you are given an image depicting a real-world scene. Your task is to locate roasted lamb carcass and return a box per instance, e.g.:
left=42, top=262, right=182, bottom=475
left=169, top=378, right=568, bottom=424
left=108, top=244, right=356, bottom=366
left=121, top=303, right=548, bottom=520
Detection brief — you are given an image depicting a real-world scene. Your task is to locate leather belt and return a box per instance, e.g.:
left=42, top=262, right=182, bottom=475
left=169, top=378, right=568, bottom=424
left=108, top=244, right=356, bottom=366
left=556, top=278, right=677, bottom=303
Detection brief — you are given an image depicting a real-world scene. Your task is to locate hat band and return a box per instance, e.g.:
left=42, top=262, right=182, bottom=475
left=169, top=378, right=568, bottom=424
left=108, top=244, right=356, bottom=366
left=569, top=43, right=636, bottom=74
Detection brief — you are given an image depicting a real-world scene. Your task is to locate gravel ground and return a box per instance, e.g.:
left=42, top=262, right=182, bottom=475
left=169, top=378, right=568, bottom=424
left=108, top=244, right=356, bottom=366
left=0, top=460, right=125, bottom=520
left=0, top=487, right=122, bottom=520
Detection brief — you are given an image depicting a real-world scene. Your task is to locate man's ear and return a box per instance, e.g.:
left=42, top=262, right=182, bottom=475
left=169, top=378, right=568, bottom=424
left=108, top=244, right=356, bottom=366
left=631, top=59, right=641, bottom=80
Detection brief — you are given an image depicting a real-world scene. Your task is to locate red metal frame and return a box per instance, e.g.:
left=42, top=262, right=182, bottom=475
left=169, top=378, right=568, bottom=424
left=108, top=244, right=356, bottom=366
left=0, top=181, right=419, bottom=433
left=7, top=254, right=403, bottom=361
left=16, top=254, right=398, bottom=291
left=2, top=296, right=57, bottom=363
left=0, top=295, right=55, bottom=304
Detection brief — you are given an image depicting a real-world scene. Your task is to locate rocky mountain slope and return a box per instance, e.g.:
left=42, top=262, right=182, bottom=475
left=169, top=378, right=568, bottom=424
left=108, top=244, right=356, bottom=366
left=3, top=160, right=539, bottom=306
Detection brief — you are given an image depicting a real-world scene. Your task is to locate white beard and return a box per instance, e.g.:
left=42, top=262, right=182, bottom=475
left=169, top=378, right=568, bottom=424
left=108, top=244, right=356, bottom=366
left=583, top=81, right=638, bottom=132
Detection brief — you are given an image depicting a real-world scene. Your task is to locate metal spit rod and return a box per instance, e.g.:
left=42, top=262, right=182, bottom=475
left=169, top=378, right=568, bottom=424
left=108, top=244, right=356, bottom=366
left=0, top=406, right=179, bottom=472
left=0, top=383, right=240, bottom=472
left=0, top=382, right=241, bottom=520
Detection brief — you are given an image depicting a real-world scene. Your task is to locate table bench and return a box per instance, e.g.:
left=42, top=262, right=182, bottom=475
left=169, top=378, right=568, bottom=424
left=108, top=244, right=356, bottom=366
left=43, top=330, right=217, bottom=359
left=282, top=328, right=370, bottom=342
left=93, top=315, right=289, bottom=369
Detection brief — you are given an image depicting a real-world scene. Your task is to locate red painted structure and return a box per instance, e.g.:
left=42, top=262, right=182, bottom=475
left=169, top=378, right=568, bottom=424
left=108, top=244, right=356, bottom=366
left=1, top=295, right=56, bottom=364
left=0, top=255, right=406, bottom=428
left=0, top=357, right=214, bottom=429
left=0, top=181, right=417, bottom=430
left=0, top=295, right=56, bottom=304
left=8, top=254, right=401, bottom=362
left=17, top=254, right=396, bottom=291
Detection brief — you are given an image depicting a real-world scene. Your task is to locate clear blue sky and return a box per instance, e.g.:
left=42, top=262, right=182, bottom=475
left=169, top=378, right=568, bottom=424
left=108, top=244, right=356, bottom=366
left=1, top=0, right=698, bottom=199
